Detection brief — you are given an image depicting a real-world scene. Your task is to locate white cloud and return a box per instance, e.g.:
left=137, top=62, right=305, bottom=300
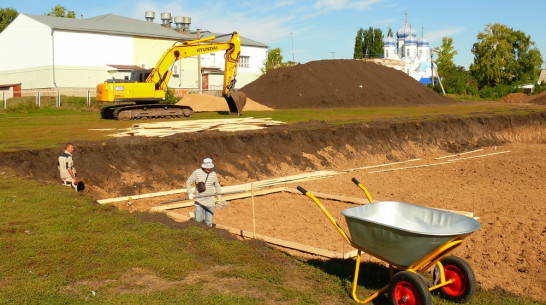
left=426, top=26, right=466, bottom=42
left=313, top=0, right=385, bottom=10
left=374, top=18, right=396, bottom=25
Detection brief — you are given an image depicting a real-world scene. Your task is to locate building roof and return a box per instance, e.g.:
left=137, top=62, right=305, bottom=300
left=23, top=13, right=268, bottom=48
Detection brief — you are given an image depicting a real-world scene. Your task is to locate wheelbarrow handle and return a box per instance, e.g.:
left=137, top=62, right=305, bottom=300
left=296, top=186, right=308, bottom=194
left=351, top=177, right=374, bottom=203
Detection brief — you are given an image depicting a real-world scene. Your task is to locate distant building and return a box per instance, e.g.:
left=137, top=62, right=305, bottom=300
left=0, top=13, right=268, bottom=93
left=538, top=69, right=546, bottom=84
left=381, top=13, right=435, bottom=84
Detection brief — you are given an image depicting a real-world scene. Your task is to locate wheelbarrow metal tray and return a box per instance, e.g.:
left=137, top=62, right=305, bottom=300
left=341, top=201, right=480, bottom=268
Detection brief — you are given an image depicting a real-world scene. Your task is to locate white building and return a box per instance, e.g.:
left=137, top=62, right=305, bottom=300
left=0, top=13, right=268, bottom=93
left=382, top=15, right=434, bottom=83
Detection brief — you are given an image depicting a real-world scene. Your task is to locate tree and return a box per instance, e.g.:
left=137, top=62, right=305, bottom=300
left=433, top=65, right=478, bottom=95
left=371, top=28, right=384, bottom=58
left=262, top=48, right=284, bottom=73
left=433, top=37, right=457, bottom=76
left=353, top=27, right=384, bottom=59
left=46, top=5, right=76, bottom=18
left=0, top=7, right=18, bottom=33
left=470, top=23, right=543, bottom=87
left=353, top=28, right=364, bottom=59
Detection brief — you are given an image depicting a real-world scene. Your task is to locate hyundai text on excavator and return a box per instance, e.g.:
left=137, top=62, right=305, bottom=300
left=96, top=32, right=247, bottom=120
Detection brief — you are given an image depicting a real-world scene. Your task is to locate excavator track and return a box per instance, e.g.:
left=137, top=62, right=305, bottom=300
left=101, top=104, right=193, bottom=120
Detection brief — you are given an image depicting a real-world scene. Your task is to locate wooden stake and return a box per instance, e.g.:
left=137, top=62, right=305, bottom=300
left=251, top=182, right=256, bottom=238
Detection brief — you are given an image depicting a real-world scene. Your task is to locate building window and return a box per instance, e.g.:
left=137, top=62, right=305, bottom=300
left=386, top=50, right=389, bottom=58
left=239, top=56, right=250, bottom=68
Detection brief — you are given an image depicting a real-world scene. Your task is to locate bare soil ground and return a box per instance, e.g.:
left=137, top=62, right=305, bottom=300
left=106, top=143, right=545, bottom=301
left=176, top=94, right=273, bottom=112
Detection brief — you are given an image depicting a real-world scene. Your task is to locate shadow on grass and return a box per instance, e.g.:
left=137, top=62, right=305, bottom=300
left=307, top=258, right=391, bottom=304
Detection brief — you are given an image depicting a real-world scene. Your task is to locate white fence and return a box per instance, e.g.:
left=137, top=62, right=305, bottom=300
left=1, top=88, right=223, bottom=109
left=1, top=89, right=96, bottom=109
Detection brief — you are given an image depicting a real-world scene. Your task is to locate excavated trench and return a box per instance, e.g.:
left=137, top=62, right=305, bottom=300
left=1, top=111, right=544, bottom=200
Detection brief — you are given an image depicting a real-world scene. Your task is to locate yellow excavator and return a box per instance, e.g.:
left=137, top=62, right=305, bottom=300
left=97, top=32, right=247, bottom=120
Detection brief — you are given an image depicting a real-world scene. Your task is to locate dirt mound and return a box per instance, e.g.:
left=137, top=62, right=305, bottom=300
left=528, top=91, right=546, bottom=105
left=240, top=59, right=455, bottom=109
left=176, top=94, right=273, bottom=112
left=500, top=93, right=531, bottom=103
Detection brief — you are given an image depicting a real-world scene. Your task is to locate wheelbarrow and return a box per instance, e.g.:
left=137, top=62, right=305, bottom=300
left=297, top=178, right=481, bottom=305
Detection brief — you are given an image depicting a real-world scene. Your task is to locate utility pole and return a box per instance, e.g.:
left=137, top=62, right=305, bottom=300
left=430, top=51, right=435, bottom=87
left=430, top=51, right=446, bottom=95
left=290, top=32, right=295, bottom=63
left=197, top=28, right=202, bottom=91
left=329, top=51, right=336, bottom=59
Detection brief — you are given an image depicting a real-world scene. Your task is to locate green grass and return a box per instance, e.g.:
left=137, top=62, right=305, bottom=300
left=0, top=171, right=544, bottom=304
left=1, top=101, right=544, bottom=152
left=1, top=100, right=545, bottom=304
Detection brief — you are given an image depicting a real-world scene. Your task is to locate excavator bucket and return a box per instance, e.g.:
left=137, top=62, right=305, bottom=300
left=224, top=90, right=247, bottom=115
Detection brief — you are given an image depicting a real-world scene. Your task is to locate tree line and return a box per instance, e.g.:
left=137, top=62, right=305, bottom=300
left=2, top=6, right=544, bottom=99
left=432, top=23, right=543, bottom=98
left=0, top=5, right=75, bottom=32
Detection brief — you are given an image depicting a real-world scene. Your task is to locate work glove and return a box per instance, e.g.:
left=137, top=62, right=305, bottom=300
left=216, top=200, right=229, bottom=211
left=188, top=193, right=194, bottom=200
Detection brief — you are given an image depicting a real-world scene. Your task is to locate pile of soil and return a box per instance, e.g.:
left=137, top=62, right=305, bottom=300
left=176, top=94, right=273, bottom=112
left=500, top=93, right=531, bottom=103
left=529, top=91, right=546, bottom=105
left=240, top=60, right=455, bottom=109
left=501, top=91, right=546, bottom=105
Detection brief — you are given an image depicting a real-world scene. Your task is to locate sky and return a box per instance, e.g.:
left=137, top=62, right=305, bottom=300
left=2, top=0, right=546, bottom=69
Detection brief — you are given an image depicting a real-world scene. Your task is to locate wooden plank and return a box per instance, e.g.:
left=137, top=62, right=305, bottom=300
left=284, top=188, right=368, bottom=205
left=343, top=158, right=422, bottom=172
left=163, top=211, right=359, bottom=259
left=97, top=188, right=188, bottom=204
left=97, top=170, right=336, bottom=205
left=367, top=161, right=453, bottom=174
left=434, top=149, right=484, bottom=160
left=445, top=150, right=510, bottom=162
left=150, top=187, right=285, bottom=212
left=214, top=222, right=356, bottom=259
left=434, top=207, right=474, bottom=218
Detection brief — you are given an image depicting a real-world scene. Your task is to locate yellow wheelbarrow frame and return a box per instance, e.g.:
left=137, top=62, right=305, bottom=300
left=297, top=178, right=477, bottom=304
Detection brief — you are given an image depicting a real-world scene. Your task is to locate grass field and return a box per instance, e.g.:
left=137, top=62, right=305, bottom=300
left=1, top=102, right=545, bottom=304
left=1, top=171, right=543, bottom=304
left=0, top=101, right=543, bottom=152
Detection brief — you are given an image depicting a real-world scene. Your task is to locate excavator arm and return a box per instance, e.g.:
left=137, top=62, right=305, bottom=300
left=144, top=32, right=246, bottom=114
left=96, top=32, right=246, bottom=120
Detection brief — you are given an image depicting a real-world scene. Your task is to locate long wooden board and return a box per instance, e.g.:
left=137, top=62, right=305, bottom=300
left=164, top=211, right=357, bottom=259
left=283, top=187, right=369, bottom=205
left=150, top=187, right=285, bottom=212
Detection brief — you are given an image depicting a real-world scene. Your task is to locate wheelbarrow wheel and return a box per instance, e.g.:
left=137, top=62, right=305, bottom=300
left=433, top=255, right=477, bottom=303
left=389, top=271, right=432, bottom=305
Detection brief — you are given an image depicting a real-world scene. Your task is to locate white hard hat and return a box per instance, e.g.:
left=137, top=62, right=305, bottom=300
left=201, top=158, right=214, bottom=169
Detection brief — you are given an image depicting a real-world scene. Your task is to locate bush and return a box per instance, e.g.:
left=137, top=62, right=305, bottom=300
left=478, top=85, right=517, bottom=100
left=160, top=89, right=179, bottom=105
